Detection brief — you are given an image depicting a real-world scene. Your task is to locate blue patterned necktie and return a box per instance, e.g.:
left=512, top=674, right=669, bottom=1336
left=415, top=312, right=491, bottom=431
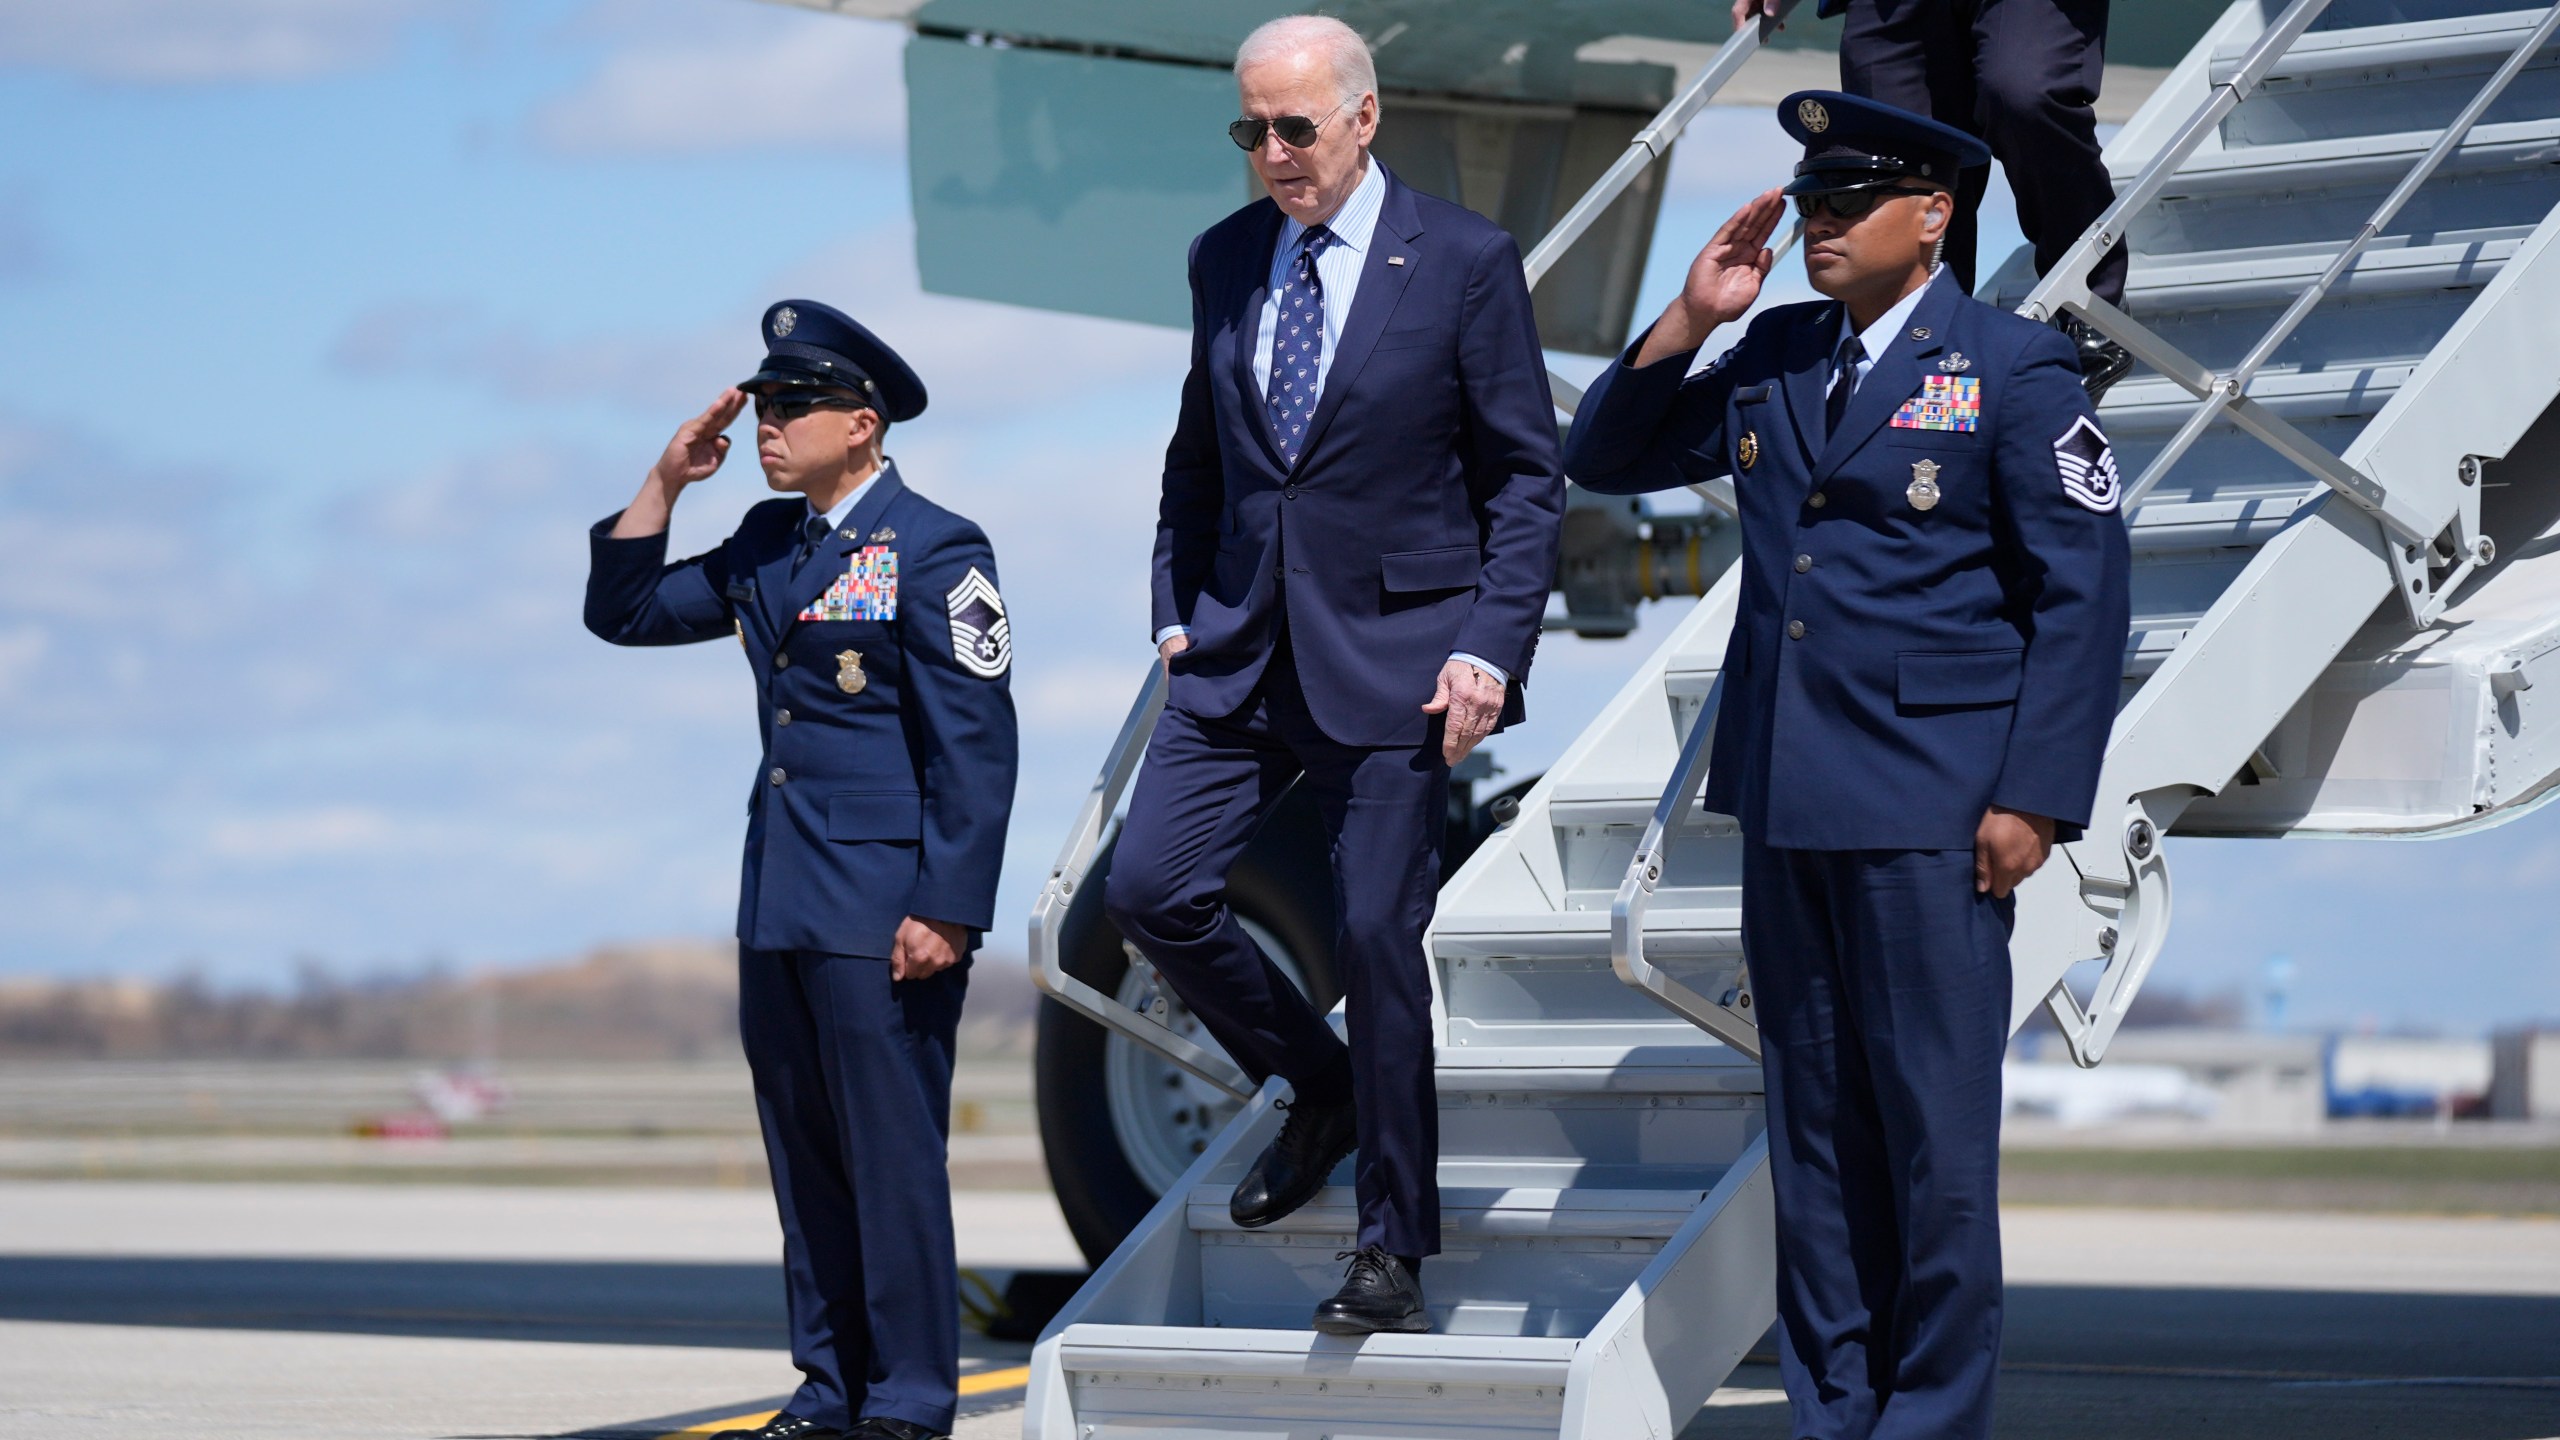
left=1265, top=225, right=1336, bottom=469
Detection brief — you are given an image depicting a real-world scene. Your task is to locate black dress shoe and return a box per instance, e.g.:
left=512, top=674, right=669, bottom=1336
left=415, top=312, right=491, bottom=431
left=1230, top=1096, right=1356, bottom=1229
left=845, top=1419, right=949, bottom=1440
left=1312, top=1245, right=1428, bottom=1335
left=710, top=1415, right=842, bottom=1440
left=2055, top=312, right=2133, bottom=403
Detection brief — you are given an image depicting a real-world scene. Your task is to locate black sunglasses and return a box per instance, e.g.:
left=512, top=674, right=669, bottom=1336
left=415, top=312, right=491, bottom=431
left=1793, top=186, right=1941, bottom=221
left=754, top=392, right=870, bottom=426
left=1228, top=96, right=1357, bottom=151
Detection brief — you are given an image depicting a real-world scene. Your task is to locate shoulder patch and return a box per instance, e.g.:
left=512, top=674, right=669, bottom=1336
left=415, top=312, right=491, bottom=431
left=2053, top=415, right=2121, bottom=514
left=945, top=567, right=1010, bottom=678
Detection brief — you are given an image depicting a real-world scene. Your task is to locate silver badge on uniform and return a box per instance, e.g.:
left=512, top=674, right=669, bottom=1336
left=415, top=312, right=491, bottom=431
left=1908, top=458, right=1942, bottom=512
left=945, top=567, right=1011, bottom=679
left=836, top=649, right=867, bottom=694
left=772, top=306, right=798, bottom=339
left=1939, top=352, right=1971, bottom=373
left=870, top=525, right=896, bottom=543
left=2053, top=416, right=2121, bottom=513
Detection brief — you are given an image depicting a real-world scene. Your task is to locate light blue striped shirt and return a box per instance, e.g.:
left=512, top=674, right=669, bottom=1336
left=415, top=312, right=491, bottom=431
left=1251, top=158, right=1386, bottom=399
left=1160, top=159, right=1506, bottom=688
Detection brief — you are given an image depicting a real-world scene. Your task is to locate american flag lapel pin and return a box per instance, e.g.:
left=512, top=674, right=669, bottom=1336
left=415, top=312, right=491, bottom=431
left=1387, top=255, right=1406, bottom=266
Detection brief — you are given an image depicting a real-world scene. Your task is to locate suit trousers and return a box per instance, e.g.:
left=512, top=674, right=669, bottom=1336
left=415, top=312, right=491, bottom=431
left=739, top=947, right=967, bottom=1434
left=1741, top=839, right=2013, bottom=1440
left=1104, top=639, right=1449, bottom=1257
left=1839, top=0, right=2127, bottom=306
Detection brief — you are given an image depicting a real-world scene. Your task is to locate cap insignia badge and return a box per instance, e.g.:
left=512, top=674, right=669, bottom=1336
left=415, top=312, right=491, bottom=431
left=773, top=306, right=798, bottom=339
left=836, top=649, right=867, bottom=695
left=1738, top=430, right=1760, bottom=470
left=1799, top=98, right=1830, bottom=134
left=1908, top=459, right=1942, bottom=512
left=1940, top=352, right=1971, bottom=373
left=869, top=525, right=896, bottom=543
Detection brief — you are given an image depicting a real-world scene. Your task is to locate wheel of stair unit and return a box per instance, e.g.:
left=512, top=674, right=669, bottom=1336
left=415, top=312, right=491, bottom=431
left=1035, top=785, right=1339, bottom=1266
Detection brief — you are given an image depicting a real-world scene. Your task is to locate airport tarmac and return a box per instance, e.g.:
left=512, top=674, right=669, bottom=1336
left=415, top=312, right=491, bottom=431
left=0, top=1182, right=2553, bottom=1439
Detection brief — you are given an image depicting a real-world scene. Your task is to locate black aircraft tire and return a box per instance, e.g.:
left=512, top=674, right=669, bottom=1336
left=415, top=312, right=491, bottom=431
left=1035, top=817, right=1337, bottom=1268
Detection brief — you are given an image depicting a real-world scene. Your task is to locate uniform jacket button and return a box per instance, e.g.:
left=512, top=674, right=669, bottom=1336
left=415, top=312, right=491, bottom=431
left=769, top=767, right=787, bottom=785
left=775, top=709, right=792, bottom=726
left=1284, top=484, right=1299, bottom=499
left=773, top=652, right=790, bottom=670
left=1808, top=492, right=1828, bottom=509
left=1787, top=620, right=1807, bottom=640
left=1794, top=554, right=1813, bottom=573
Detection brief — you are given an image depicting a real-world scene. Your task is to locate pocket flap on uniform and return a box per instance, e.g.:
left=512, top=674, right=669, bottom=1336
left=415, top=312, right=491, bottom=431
left=1380, top=545, right=1480, bottom=593
left=1897, top=649, right=2024, bottom=706
left=826, top=791, right=922, bottom=842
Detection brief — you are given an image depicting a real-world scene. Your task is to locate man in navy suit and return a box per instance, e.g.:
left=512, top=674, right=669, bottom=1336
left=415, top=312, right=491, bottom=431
left=585, top=302, right=1017, bottom=1440
left=1101, top=14, right=1564, bottom=1336
left=1563, top=95, right=2129, bottom=1439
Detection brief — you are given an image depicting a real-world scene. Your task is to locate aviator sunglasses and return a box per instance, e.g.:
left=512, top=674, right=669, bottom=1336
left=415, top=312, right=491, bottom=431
left=1793, top=186, right=1941, bottom=221
left=754, top=392, right=870, bottom=426
left=1228, top=95, right=1358, bottom=151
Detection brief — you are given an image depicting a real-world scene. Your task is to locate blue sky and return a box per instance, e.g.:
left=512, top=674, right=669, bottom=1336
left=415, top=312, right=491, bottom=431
left=0, top=0, right=2551, bottom=1033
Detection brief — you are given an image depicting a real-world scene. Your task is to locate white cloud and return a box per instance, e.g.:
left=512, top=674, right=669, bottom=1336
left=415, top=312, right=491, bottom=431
left=0, top=0, right=468, bottom=83
left=206, top=806, right=397, bottom=862
left=531, top=5, right=906, bottom=156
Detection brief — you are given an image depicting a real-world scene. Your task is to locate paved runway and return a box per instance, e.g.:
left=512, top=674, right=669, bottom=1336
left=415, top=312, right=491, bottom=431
left=0, top=1183, right=2551, bottom=1439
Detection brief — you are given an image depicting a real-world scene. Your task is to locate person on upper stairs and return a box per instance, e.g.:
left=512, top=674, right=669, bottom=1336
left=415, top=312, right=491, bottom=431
left=1737, top=0, right=2135, bottom=399
left=1101, top=14, right=1565, bottom=1338
left=1561, top=92, right=2131, bottom=1440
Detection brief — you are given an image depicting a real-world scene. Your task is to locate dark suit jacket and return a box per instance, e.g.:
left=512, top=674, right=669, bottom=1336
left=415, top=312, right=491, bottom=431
left=1151, top=166, right=1565, bottom=748
left=584, top=464, right=1019, bottom=955
left=1564, top=274, right=2131, bottom=850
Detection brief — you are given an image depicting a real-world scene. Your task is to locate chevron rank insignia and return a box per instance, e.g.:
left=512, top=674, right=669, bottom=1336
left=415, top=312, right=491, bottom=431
left=945, top=567, right=1011, bottom=678
left=1891, top=375, right=1980, bottom=432
left=2053, top=415, right=2122, bottom=513
left=800, top=546, right=897, bottom=622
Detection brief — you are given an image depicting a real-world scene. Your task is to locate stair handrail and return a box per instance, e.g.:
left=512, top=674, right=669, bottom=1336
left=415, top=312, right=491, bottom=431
left=1026, top=663, right=1254, bottom=1100
left=1537, top=0, right=1805, bottom=417
left=1608, top=674, right=1763, bottom=1059
left=1039, top=1, right=1803, bottom=1080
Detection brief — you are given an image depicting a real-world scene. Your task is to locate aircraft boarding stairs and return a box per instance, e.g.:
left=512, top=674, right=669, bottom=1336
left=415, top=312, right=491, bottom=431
left=1025, top=2, right=2560, bottom=1435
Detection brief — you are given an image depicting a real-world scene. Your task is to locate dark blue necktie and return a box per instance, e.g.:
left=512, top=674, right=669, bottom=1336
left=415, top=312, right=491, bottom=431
left=795, top=512, right=832, bottom=573
left=1266, top=225, right=1336, bottom=469
left=1823, top=331, right=1866, bottom=444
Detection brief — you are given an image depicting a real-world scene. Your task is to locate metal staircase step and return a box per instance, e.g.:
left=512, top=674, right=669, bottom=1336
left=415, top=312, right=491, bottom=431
left=1187, top=1184, right=1716, bottom=1336
left=1054, top=1325, right=1580, bottom=1439
left=2099, top=362, right=2416, bottom=433
left=2138, top=114, right=2560, bottom=198
left=2125, top=228, right=2527, bottom=307
left=2215, top=7, right=2559, bottom=88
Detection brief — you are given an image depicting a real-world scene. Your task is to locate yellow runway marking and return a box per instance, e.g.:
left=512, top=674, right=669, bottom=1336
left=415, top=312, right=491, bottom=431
left=658, top=1368, right=1033, bottom=1438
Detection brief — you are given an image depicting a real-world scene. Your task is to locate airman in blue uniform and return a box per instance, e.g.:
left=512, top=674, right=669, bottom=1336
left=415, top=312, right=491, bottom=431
left=1563, top=94, right=2130, bottom=1440
left=585, top=301, right=1018, bottom=1440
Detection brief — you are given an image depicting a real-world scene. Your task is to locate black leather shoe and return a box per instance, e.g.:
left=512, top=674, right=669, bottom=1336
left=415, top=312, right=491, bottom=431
left=1230, top=1096, right=1356, bottom=1229
left=710, top=1415, right=843, bottom=1440
left=2056, top=312, right=2133, bottom=403
left=1312, top=1245, right=1428, bottom=1336
left=845, top=1419, right=949, bottom=1440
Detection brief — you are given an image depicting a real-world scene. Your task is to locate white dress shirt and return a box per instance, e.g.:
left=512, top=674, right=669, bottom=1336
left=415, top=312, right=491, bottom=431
left=1163, top=161, right=1507, bottom=688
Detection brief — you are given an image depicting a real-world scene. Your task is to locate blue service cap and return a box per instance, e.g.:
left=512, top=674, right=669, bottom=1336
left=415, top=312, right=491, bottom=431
left=738, top=299, right=928, bottom=424
left=1778, top=91, right=1991, bottom=196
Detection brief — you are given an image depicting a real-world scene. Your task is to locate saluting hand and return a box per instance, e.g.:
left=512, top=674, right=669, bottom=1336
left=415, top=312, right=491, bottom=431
left=1423, top=659, right=1504, bottom=766
left=1634, top=189, right=1787, bottom=367
left=1975, top=806, right=2057, bottom=899
left=653, top=388, right=749, bottom=490
left=610, top=389, right=749, bottom=540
